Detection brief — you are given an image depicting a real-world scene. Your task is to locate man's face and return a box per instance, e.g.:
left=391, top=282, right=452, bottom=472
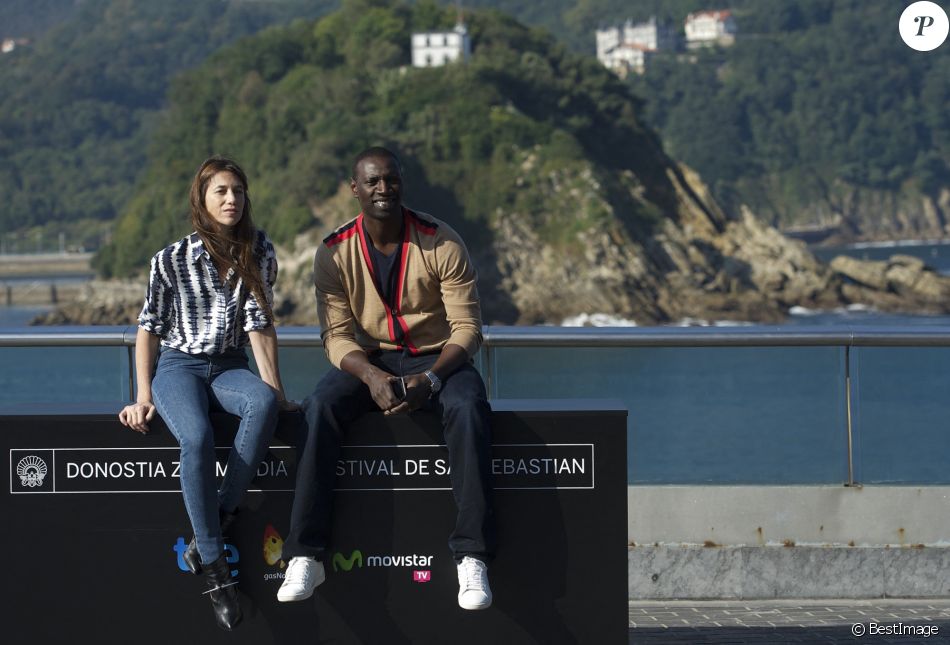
left=351, top=155, right=403, bottom=221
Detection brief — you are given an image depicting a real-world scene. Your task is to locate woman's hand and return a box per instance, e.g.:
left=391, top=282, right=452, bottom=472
left=278, top=398, right=301, bottom=412
left=118, top=401, right=156, bottom=434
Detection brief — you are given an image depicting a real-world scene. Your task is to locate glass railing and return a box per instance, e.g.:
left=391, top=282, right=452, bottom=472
left=850, top=346, right=950, bottom=485
left=3, top=325, right=949, bottom=486
left=0, top=327, right=135, bottom=404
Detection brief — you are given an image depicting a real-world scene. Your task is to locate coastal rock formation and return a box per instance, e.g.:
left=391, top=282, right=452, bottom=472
left=785, top=185, right=950, bottom=246
left=829, top=254, right=950, bottom=314
left=36, top=162, right=950, bottom=327
left=32, top=280, right=143, bottom=326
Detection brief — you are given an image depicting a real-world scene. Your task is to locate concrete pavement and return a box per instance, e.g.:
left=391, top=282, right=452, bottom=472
left=629, top=599, right=950, bottom=644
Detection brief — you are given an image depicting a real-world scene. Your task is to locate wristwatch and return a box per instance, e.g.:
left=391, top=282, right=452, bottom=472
left=423, top=370, right=442, bottom=395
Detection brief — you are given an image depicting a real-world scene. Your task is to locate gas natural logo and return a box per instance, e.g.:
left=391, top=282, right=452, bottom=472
left=261, top=524, right=289, bottom=582
left=263, top=524, right=286, bottom=569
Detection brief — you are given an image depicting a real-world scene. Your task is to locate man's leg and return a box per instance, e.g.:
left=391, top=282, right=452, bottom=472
left=278, top=365, right=374, bottom=601
left=436, top=362, right=496, bottom=610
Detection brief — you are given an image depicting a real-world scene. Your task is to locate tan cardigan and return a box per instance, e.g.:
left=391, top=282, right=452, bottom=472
left=314, top=208, right=483, bottom=368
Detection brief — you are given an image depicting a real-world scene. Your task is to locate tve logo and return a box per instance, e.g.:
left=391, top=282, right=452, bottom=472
left=173, top=537, right=239, bottom=577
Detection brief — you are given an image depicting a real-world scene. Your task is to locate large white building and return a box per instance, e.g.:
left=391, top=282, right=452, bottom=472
left=411, top=22, right=471, bottom=68
left=684, top=10, right=737, bottom=49
left=595, top=17, right=674, bottom=76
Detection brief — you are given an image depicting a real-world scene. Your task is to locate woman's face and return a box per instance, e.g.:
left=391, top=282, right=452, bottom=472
left=204, top=171, right=245, bottom=229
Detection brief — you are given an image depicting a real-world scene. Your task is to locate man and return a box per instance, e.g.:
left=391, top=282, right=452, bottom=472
left=277, top=147, right=495, bottom=610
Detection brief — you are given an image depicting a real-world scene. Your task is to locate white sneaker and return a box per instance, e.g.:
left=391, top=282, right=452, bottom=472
left=456, top=556, right=492, bottom=610
left=277, top=556, right=326, bottom=602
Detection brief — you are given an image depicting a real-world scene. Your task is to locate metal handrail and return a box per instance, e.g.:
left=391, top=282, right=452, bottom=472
left=5, top=324, right=950, bottom=488
left=0, top=326, right=134, bottom=346
left=4, top=324, right=950, bottom=347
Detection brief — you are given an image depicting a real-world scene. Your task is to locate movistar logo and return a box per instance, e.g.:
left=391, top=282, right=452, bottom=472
left=331, top=549, right=433, bottom=572
left=332, top=550, right=363, bottom=572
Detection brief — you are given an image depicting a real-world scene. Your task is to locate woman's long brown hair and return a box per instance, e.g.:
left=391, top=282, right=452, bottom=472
left=189, top=156, right=272, bottom=320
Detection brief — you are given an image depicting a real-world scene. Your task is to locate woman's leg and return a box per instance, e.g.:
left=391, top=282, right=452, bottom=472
left=152, top=352, right=224, bottom=565
left=209, top=365, right=280, bottom=514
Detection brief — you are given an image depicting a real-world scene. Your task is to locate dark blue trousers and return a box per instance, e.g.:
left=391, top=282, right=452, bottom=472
left=282, top=351, right=495, bottom=563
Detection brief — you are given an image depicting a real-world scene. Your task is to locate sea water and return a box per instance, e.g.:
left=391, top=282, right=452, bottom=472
left=4, top=242, right=950, bottom=486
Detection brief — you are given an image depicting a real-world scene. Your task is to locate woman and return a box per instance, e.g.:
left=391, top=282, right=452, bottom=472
left=118, top=156, right=294, bottom=631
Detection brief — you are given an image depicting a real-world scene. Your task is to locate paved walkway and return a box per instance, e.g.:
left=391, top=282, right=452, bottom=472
left=629, top=600, right=950, bottom=644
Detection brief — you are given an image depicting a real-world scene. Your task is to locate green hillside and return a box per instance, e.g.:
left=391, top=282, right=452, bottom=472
left=625, top=1, right=949, bottom=230
left=4, top=0, right=946, bottom=258
left=473, top=0, right=949, bottom=232
left=0, top=0, right=78, bottom=38
left=0, top=0, right=334, bottom=242
left=97, top=0, right=668, bottom=277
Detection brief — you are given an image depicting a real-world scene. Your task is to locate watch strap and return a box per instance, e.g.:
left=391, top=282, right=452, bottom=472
left=423, top=369, right=442, bottom=394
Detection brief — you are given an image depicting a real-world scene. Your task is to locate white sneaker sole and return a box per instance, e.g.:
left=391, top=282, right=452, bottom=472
left=277, top=587, right=315, bottom=603
left=458, top=596, right=492, bottom=610
left=277, top=571, right=326, bottom=602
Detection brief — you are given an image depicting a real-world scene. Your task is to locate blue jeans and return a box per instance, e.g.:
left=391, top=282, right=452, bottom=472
left=152, top=347, right=278, bottom=565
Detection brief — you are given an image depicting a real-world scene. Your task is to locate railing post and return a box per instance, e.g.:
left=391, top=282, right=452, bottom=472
left=127, top=344, right=135, bottom=403
left=844, top=342, right=857, bottom=487
left=484, top=342, right=495, bottom=400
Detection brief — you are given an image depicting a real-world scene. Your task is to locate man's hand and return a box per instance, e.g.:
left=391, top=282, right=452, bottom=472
left=384, top=373, right=431, bottom=416
left=363, top=368, right=404, bottom=412
left=118, top=401, right=156, bottom=434
left=339, top=350, right=432, bottom=414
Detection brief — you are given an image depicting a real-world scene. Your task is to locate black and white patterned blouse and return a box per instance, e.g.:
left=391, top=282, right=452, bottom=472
left=138, top=230, right=277, bottom=354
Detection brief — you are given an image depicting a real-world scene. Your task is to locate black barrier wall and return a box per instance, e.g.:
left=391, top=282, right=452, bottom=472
left=3, top=400, right=627, bottom=644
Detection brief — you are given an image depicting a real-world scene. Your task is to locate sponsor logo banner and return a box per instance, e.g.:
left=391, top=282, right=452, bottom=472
left=8, top=447, right=291, bottom=494
left=329, top=548, right=435, bottom=583
left=9, top=443, right=594, bottom=494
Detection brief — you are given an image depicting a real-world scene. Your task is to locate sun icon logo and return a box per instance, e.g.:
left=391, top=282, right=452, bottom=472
left=17, top=455, right=48, bottom=487
left=263, top=524, right=286, bottom=569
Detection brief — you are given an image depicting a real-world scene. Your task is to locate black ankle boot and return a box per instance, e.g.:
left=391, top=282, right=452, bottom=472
left=184, top=510, right=239, bottom=575
left=204, top=553, right=242, bottom=631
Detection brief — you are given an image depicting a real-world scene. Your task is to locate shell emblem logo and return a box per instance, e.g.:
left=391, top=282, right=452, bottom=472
left=17, top=455, right=48, bottom=487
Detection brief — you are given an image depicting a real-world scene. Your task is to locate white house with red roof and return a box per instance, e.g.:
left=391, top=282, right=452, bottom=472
left=684, top=10, right=737, bottom=49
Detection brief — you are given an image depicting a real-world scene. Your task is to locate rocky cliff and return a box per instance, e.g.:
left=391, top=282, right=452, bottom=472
left=36, top=160, right=950, bottom=328
left=783, top=183, right=950, bottom=246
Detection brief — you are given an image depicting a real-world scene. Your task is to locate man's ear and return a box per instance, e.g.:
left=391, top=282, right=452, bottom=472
left=350, top=178, right=357, bottom=196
